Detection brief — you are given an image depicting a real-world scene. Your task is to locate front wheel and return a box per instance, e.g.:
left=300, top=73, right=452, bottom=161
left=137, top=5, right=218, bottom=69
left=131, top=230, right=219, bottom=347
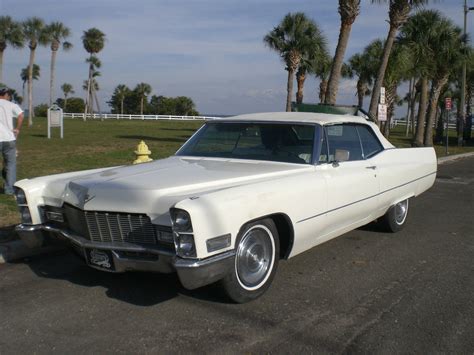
left=379, top=199, right=409, bottom=233
left=220, top=218, right=279, bottom=303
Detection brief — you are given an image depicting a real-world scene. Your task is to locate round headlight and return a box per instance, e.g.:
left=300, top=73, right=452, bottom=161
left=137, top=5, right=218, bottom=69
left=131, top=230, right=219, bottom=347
left=178, top=234, right=196, bottom=257
left=171, top=208, right=193, bottom=232
left=15, top=188, right=27, bottom=205
left=20, top=207, right=32, bottom=224
left=175, top=211, right=190, bottom=228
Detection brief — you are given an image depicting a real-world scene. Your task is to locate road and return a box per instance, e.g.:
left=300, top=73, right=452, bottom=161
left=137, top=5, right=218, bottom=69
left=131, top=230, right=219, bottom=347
left=1, top=157, right=473, bottom=354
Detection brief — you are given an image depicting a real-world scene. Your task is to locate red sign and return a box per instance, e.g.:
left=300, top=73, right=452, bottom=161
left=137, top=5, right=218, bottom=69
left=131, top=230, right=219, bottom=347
left=445, top=97, right=452, bottom=110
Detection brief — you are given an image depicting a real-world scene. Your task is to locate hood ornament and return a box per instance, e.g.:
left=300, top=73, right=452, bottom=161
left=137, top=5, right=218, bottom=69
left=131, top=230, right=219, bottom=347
left=84, top=193, right=95, bottom=204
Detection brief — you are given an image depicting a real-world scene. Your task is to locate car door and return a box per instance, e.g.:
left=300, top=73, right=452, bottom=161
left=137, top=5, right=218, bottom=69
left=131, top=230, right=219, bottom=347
left=319, top=124, right=380, bottom=238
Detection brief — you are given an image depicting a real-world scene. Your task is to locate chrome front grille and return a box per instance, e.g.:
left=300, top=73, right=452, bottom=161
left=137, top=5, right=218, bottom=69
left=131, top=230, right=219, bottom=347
left=84, top=211, right=157, bottom=244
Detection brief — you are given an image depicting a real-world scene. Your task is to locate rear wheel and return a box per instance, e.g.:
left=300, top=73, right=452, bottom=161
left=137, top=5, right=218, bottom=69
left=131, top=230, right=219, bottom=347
left=220, top=218, right=279, bottom=303
left=379, top=199, right=409, bottom=232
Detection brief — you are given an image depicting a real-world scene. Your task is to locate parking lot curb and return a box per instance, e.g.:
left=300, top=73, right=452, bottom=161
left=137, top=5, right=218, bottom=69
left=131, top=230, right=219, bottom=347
left=438, top=152, right=474, bottom=165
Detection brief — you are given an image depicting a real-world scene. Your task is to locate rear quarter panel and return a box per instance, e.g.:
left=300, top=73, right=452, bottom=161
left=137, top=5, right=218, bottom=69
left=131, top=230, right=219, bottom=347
left=373, top=147, right=437, bottom=216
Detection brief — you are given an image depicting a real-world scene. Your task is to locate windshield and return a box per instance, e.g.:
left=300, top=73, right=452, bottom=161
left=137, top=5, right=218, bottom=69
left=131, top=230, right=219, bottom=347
left=177, top=122, right=316, bottom=164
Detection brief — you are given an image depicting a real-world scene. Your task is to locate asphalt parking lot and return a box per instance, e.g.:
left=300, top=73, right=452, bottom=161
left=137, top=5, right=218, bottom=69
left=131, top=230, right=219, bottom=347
left=0, top=156, right=473, bottom=354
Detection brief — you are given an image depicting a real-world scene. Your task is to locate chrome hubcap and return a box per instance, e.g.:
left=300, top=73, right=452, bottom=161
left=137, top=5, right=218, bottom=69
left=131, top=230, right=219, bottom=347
left=236, top=226, right=274, bottom=289
left=395, top=200, right=409, bottom=225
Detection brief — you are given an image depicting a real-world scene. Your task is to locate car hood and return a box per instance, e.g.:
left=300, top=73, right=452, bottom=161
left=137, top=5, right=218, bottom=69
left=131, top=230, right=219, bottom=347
left=52, top=156, right=311, bottom=221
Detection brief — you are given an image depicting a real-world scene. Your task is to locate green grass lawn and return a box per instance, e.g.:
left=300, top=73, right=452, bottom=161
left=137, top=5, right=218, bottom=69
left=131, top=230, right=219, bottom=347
left=1, top=118, right=472, bottom=227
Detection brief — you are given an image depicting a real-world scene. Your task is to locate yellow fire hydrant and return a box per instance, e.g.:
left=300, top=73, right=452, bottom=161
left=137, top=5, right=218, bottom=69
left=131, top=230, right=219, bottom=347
left=133, top=140, right=153, bottom=164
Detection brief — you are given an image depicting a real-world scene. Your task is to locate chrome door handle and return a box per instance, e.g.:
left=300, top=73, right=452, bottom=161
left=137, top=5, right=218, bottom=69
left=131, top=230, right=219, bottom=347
left=366, top=166, right=377, bottom=170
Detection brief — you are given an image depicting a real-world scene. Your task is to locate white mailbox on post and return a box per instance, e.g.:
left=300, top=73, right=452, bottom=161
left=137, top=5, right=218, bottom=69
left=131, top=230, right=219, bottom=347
left=48, top=104, right=64, bottom=139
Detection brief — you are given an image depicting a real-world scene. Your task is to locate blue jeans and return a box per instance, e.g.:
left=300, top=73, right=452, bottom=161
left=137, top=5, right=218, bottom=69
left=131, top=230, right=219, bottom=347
left=1, top=140, right=16, bottom=195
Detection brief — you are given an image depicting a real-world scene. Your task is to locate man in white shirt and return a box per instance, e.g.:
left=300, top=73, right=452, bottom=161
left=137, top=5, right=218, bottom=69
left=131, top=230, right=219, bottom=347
left=0, top=85, right=24, bottom=195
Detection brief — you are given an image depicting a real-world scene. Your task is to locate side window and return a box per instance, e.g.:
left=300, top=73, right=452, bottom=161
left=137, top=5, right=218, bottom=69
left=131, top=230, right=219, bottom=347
left=356, top=125, right=383, bottom=158
left=326, top=124, right=363, bottom=162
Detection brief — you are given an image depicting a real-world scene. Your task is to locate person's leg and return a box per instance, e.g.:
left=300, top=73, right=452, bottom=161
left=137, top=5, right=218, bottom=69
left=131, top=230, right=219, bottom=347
left=3, top=141, right=16, bottom=195
left=1, top=142, right=5, bottom=190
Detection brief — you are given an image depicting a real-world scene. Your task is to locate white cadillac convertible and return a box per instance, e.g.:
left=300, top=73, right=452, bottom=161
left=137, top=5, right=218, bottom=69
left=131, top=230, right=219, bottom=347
left=14, top=112, right=437, bottom=303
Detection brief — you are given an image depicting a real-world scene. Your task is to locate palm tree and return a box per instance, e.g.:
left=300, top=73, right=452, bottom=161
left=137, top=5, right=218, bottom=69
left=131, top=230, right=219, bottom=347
left=422, top=15, right=464, bottom=146
left=82, top=28, right=105, bottom=119
left=115, top=84, right=130, bottom=115
left=296, top=23, right=329, bottom=104
left=264, top=12, right=328, bottom=111
left=295, top=25, right=328, bottom=104
left=21, top=64, right=40, bottom=100
left=83, top=75, right=100, bottom=114
left=342, top=52, right=372, bottom=108
left=9, top=89, right=22, bottom=105
left=368, top=0, right=429, bottom=122
left=398, top=10, right=439, bottom=146
left=135, top=83, right=152, bottom=115
left=0, top=16, right=24, bottom=83
left=84, top=55, right=101, bottom=115
left=313, top=54, right=332, bottom=103
left=61, top=83, right=74, bottom=110
left=381, top=42, right=412, bottom=136
left=324, top=0, right=361, bottom=105
left=23, top=17, right=47, bottom=126
left=45, top=22, right=72, bottom=106
left=463, top=53, right=474, bottom=140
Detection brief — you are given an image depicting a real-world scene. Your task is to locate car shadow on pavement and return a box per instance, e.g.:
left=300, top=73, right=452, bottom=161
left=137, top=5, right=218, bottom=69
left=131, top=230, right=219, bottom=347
left=0, top=225, right=16, bottom=242
left=17, top=249, right=227, bottom=305
left=356, top=221, right=386, bottom=233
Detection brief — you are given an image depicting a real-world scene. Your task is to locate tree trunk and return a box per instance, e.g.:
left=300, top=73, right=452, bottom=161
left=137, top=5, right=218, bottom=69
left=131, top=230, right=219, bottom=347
left=49, top=51, right=58, bottom=107
left=383, top=83, right=397, bottom=138
left=84, top=57, right=93, bottom=121
left=413, top=77, right=429, bottom=147
left=27, top=48, right=36, bottom=126
left=140, top=96, right=144, bottom=115
left=410, top=87, right=417, bottom=137
left=22, top=82, right=26, bottom=104
left=368, top=25, right=398, bottom=123
left=286, top=68, right=295, bottom=112
left=356, top=79, right=365, bottom=108
left=405, top=77, right=414, bottom=137
left=296, top=67, right=306, bottom=104
left=325, top=23, right=353, bottom=105
left=120, top=98, right=124, bottom=115
left=424, top=75, right=449, bottom=147
left=0, top=48, right=4, bottom=83
left=319, top=79, right=328, bottom=103
left=435, top=108, right=445, bottom=143
left=93, top=85, right=102, bottom=120
left=49, top=49, right=58, bottom=107
left=464, top=84, right=472, bottom=141
left=64, top=96, right=68, bottom=111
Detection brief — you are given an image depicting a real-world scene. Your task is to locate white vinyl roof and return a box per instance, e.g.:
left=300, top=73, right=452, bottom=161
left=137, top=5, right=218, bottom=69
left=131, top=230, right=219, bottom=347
left=215, top=112, right=370, bottom=125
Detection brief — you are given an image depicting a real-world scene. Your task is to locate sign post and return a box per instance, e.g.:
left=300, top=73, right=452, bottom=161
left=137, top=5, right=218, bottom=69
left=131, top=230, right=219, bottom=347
left=48, top=104, right=64, bottom=139
left=445, top=97, right=452, bottom=155
left=378, top=87, right=387, bottom=122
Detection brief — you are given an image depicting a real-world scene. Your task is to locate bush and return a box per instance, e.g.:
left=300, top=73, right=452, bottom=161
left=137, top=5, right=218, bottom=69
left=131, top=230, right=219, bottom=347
left=34, top=103, right=49, bottom=117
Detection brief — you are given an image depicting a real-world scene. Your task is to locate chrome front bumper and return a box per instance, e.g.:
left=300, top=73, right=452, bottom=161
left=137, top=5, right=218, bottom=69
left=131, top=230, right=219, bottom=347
left=15, top=224, right=235, bottom=290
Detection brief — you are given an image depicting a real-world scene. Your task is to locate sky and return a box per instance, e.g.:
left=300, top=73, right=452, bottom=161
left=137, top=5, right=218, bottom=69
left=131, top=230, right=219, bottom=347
left=0, top=0, right=471, bottom=116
